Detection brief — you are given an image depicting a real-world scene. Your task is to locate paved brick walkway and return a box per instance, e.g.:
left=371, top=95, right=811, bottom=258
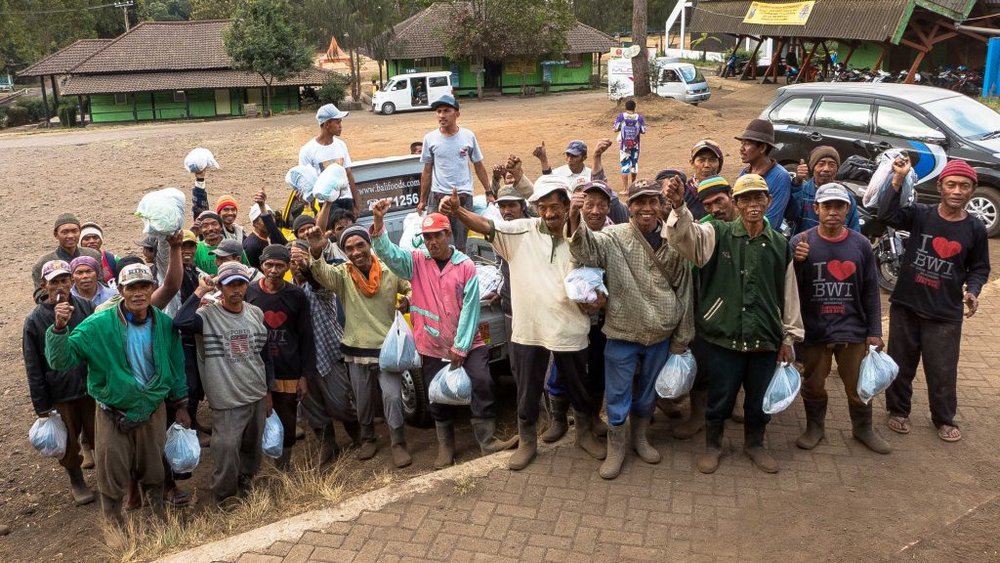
left=210, top=280, right=1000, bottom=563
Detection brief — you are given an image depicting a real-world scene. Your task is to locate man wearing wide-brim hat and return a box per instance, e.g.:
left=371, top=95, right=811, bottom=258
left=735, top=119, right=792, bottom=230
left=665, top=173, right=804, bottom=475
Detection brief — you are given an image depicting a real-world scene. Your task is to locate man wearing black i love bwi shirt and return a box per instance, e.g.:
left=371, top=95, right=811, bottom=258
left=791, top=183, right=889, bottom=455
left=878, top=157, right=990, bottom=443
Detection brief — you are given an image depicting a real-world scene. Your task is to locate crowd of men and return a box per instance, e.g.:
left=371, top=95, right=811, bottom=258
left=24, top=94, right=990, bottom=526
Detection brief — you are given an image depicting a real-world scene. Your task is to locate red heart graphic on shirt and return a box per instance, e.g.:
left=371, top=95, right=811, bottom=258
left=263, top=310, right=288, bottom=329
left=827, top=260, right=856, bottom=281
left=932, top=237, right=962, bottom=259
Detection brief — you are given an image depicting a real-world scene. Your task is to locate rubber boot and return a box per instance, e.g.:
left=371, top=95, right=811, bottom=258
left=849, top=405, right=892, bottom=454
left=356, top=424, right=378, bottom=461
left=696, top=420, right=724, bottom=474
left=541, top=397, right=569, bottom=443
left=795, top=399, right=827, bottom=450
left=743, top=426, right=779, bottom=474
left=342, top=420, right=363, bottom=448
left=471, top=417, right=519, bottom=455
left=672, top=388, right=707, bottom=440
left=573, top=412, right=607, bottom=460
left=508, top=421, right=537, bottom=471
left=275, top=449, right=293, bottom=471
left=593, top=416, right=609, bottom=437
left=389, top=426, right=412, bottom=468
left=81, top=447, right=96, bottom=470
left=67, top=466, right=95, bottom=506
left=314, top=423, right=340, bottom=466
left=100, top=494, right=124, bottom=527
left=599, top=423, right=628, bottom=480
left=434, top=421, right=456, bottom=469
left=631, top=416, right=661, bottom=464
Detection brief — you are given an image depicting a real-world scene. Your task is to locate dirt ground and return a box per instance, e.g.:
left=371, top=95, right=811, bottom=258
left=1, top=76, right=988, bottom=561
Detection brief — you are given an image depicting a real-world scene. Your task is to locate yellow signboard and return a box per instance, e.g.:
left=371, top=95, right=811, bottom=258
left=743, top=1, right=815, bottom=25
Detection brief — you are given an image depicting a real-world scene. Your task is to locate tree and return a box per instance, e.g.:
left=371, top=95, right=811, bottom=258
left=137, top=0, right=192, bottom=21
left=0, top=0, right=124, bottom=74
left=223, top=0, right=313, bottom=116
left=190, top=0, right=238, bottom=19
left=630, top=0, right=651, bottom=97
left=443, top=0, right=574, bottom=98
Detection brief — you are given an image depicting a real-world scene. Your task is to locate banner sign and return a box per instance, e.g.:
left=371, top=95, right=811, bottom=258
left=743, top=1, right=815, bottom=25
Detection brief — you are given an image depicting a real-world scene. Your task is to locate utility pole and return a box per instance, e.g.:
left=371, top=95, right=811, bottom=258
left=114, top=1, right=134, bottom=32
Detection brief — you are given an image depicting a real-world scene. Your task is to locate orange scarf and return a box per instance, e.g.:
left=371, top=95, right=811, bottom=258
left=346, top=255, right=383, bottom=297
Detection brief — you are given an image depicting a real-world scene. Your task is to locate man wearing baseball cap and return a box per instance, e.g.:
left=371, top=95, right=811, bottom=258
left=790, top=183, right=888, bottom=454
left=442, top=176, right=603, bottom=470
left=665, top=173, right=804, bottom=475
left=416, top=93, right=491, bottom=253
left=879, top=158, right=990, bottom=443
left=215, top=195, right=246, bottom=244
left=533, top=139, right=610, bottom=185
left=32, top=213, right=104, bottom=295
left=787, top=146, right=860, bottom=235
left=79, top=222, right=118, bottom=284
left=46, top=261, right=189, bottom=524
left=299, top=103, right=360, bottom=214
left=735, top=118, right=791, bottom=229
left=23, top=260, right=98, bottom=506
left=174, top=262, right=275, bottom=503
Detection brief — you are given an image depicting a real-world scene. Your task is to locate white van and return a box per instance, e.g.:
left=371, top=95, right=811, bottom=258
left=373, top=71, right=454, bottom=115
left=608, top=58, right=711, bottom=105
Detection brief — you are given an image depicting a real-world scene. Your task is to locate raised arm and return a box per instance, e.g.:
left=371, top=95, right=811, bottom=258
left=370, top=199, right=415, bottom=281
left=663, top=175, right=717, bottom=267
left=565, top=192, right=608, bottom=268
left=173, top=278, right=213, bottom=334
left=440, top=187, right=493, bottom=235
left=152, top=231, right=184, bottom=309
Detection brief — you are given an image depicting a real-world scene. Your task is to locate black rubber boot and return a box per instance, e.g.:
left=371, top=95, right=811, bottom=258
left=573, top=412, right=607, bottom=460
left=434, top=421, right=456, bottom=469
left=744, top=426, right=779, bottom=473
left=795, top=399, right=827, bottom=450
left=696, top=420, right=724, bottom=474
left=389, top=426, right=412, bottom=468
left=472, top=417, right=519, bottom=455
left=541, top=397, right=570, bottom=443
left=67, top=466, right=95, bottom=506
left=849, top=404, right=892, bottom=454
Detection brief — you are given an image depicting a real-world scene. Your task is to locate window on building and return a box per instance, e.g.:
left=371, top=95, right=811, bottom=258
left=813, top=100, right=871, bottom=133
left=113, top=93, right=127, bottom=105
left=769, top=96, right=814, bottom=125
left=173, top=90, right=187, bottom=103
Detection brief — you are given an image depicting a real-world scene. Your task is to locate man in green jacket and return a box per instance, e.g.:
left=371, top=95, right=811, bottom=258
left=665, top=174, right=803, bottom=475
left=46, top=262, right=189, bottom=524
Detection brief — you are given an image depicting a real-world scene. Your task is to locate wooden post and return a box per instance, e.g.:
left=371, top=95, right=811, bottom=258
left=77, top=95, right=84, bottom=126
left=150, top=92, right=156, bottom=120
left=87, top=95, right=93, bottom=124
left=724, top=35, right=743, bottom=77
left=794, top=40, right=819, bottom=83
left=39, top=77, right=50, bottom=127
left=132, top=93, right=138, bottom=122
left=904, top=51, right=927, bottom=84
left=762, top=38, right=785, bottom=84
left=50, top=75, right=60, bottom=108
left=185, top=92, right=190, bottom=118
left=741, top=37, right=763, bottom=81
left=842, top=42, right=857, bottom=66
left=872, top=44, right=887, bottom=71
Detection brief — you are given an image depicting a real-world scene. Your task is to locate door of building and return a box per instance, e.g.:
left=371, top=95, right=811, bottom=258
left=215, top=89, right=231, bottom=115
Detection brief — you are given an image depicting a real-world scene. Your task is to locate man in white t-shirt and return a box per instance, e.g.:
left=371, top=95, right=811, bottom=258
left=416, top=94, right=491, bottom=252
left=299, top=104, right=361, bottom=214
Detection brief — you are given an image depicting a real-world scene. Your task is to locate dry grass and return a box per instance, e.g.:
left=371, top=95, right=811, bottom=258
left=453, top=475, right=478, bottom=496
left=100, top=441, right=398, bottom=563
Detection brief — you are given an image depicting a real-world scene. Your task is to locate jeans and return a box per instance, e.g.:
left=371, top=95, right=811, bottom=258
left=547, top=320, right=606, bottom=398
left=423, top=347, right=495, bottom=421
left=603, top=337, right=671, bottom=426
left=704, top=341, right=778, bottom=433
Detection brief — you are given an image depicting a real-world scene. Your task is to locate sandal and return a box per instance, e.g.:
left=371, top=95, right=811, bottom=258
left=937, top=425, right=962, bottom=442
left=164, top=488, right=192, bottom=507
left=887, top=416, right=911, bottom=434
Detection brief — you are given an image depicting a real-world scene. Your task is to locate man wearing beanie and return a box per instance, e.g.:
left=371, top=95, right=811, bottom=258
left=70, top=255, right=117, bottom=306
left=735, top=119, right=791, bottom=229
left=685, top=140, right=725, bottom=219
left=291, top=224, right=414, bottom=468
left=787, top=146, right=860, bottom=235
left=79, top=222, right=118, bottom=284
left=245, top=244, right=317, bottom=469
left=878, top=157, right=990, bottom=443
left=215, top=195, right=245, bottom=244
left=193, top=210, right=248, bottom=275
left=32, top=213, right=103, bottom=294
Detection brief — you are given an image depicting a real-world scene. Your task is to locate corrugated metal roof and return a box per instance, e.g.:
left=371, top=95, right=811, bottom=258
left=18, top=39, right=113, bottom=77
left=919, top=0, right=976, bottom=17
left=61, top=68, right=332, bottom=95
left=72, top=20, right=232, bottom=74
left=690, top=0, right=911, bottom=42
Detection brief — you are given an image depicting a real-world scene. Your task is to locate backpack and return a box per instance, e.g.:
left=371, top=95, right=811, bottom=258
left=620, top=114, right=641, bottom=150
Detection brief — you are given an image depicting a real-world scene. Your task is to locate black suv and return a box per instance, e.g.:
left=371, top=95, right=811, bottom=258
left=763, top=83, right=1000, bottom=237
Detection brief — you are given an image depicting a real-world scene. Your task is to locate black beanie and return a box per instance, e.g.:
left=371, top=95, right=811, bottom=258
left=260, top=244, right=291, bottom=263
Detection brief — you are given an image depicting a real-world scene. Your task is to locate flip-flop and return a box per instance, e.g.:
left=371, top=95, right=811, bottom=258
left=887, top=416, right=911, bottom=434
left=938, top=425, right=962, bottom=442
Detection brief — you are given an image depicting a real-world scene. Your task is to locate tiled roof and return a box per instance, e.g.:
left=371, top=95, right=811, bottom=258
left=72, top=20, right=233, bottom=74
left=18, top=39, right=112, bottom=77
left=61, top=67, right=333, bottom=95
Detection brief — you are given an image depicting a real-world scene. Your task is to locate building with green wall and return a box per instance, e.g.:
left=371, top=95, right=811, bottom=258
left=22, top=20, right=331, bottom=124
left=382, top=3, right=616, bottom=97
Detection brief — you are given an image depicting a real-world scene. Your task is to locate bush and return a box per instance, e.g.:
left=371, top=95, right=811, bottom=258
left=0, top=106, right=6, bottom=128
left=5, top=106, right=31, bottom=126
left=317, top=74, right=349, bottom=105
left=15, top=96, right=52, bottom=122
left=58, top=101, right=79, bottom=127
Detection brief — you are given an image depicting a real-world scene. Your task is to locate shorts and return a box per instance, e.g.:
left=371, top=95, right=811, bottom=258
left=620, top=148, right=640, bottom=174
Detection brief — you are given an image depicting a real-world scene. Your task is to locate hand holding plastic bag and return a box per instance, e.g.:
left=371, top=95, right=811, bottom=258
left=285, top=164, right=319, bottom=200
left=313, top=163, right=349, bottom=202
left=379, top=311, right=421, bottom=372
left=399, top=212, right=424, bottom=251
left=476, top=264, right=502, bottom=298
left=857, top=346, right=899, bottom=404
left=262, top=412, right=284, bottom=459
left=763, top=362, right=802, bottom=414
left=29, top=411, right=67, bottom=458
left=655, top=350, right=697, bottom=399
left=164, top=422, right=201, bottom=473
left=184, top=147, right=220, bottom=174
left=428, top=365, right=472, bottom=406
left=135, top=187, right=186, bottom=235
left=564, top=267, right=607, bottom=304
left=862, top=149, right=916, bottom=208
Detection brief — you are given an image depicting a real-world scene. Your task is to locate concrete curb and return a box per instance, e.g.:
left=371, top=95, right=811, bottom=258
left=158, top=431, right=566, bottom=562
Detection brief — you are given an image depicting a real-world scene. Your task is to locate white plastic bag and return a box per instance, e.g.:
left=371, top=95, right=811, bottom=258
left=857, top=346, right=900, bottom=404
left=472, top=194, right=488, bottom=214
left=379, top=311, right=421, bottom=372
left=262, top=412, right=284, bottom=459
left=476, top=264, right=502, bottom=298
left=564, top=267, right=607, bottom=304
left=285, top=164, right=319, bottom=200
left=164, top=422, right=201, bottom=473
left=655, top=350, right=697, bottom=399
left=862, top=149, right=916, bottom=209
left=428, top=365, right=472, bottom=406
left=29, top=411, right=67, bottom=458
left=184, top=147, right=220, bottom=173
left=399, top=212, right=424, bottom=252
left=763, top=362, right=802, bottom=415
left=135, top=187, right=186, bottom=235
left=481, top=203, right=504, bottom=223
left=313, top=163, right=349, bottom=202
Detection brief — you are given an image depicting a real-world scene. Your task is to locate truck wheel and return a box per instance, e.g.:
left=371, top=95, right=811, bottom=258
left=401, top=368, right=433, bottom=428
left=967, top=186, right=1000, bottom=237
left=381, top=102, right=396, bottom=115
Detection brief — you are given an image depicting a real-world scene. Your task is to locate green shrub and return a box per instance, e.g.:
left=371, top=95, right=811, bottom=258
left=58, top=101, right=79, bottom=126
left=317, top=74, right=349, bottom=105
left=15, top=97, right=52, bottom=122
left=5, top=106, right=31, bottom=126
left=0, top=106, right=7, bottom=127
